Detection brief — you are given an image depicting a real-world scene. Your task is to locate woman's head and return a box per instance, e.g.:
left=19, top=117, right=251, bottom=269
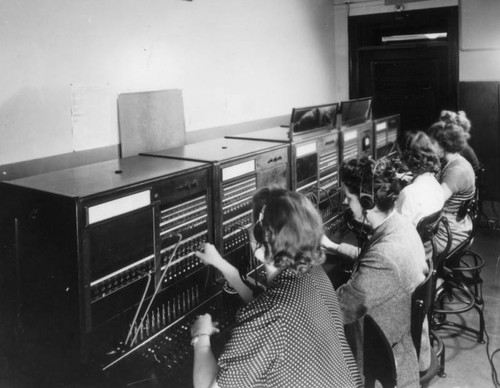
left=427, top=120, right=467, bottom=154
left=340, top=156, right=401, bottom=216
left=400, top=130, right=441, bottom=175
left=439, top=110, right=471, bottom=139
left=251, top=186, right=325, bottom=274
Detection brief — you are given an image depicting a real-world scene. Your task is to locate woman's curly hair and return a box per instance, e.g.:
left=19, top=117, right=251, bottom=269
left=439, top=110, right=472, bottom=139
left=340, top=156, right=401, bottom=213
left=252, top=186, right=325, bottom=274
left=427, top=120, right=467, bottom=153
left=400, top=130, right=441, bottom=176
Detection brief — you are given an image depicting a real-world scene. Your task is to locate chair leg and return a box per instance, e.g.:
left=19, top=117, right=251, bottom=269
left=474, top=303, right=485, bottom=344
left=434, top=305, right=485, bottom=344
left=430, top=330, right=446, bottom=378
left=438, top=342, right=446, bottom=378
left=453, top=250, right=485, bottom=305
left=432, top=280, right=485, bottom=344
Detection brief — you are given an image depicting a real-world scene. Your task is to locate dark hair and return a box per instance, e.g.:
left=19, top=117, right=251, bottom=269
left=340, top=156, right=401, bottom=213
left=252, top=187, right=325, bottom=274
left=427, top=120, right=467, bottom=153
left=400, top=131, right=441, bottom=176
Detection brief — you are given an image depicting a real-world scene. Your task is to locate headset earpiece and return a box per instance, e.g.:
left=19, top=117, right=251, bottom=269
left=359, top=160, right=377, bottom=210
left=252, top=204, right=267, bottom=244
left=359, top=192, right=375, bottom=210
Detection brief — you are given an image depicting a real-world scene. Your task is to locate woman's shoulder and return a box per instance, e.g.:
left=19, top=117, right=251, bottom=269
left=447, top=155, right=474, bottom=174
left=377, top=213, right=422, bottom=248
left=237, top=291, right=282, bottom=322
left=442, top=155, right=475, bottom=188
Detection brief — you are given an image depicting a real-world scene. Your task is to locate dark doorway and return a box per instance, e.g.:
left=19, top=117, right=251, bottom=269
left=349, top=6, right=459, bottom=133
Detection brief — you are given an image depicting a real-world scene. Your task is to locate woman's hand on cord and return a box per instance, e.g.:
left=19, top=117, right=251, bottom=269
left=195, top=243, right=227, bottom=271
left=191, top=313, right=220, bottom=339
left=321, top=234, right=340, bottom=253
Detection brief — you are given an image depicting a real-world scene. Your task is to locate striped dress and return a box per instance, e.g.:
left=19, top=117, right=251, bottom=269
left=434, top=155, right=476, bottom=254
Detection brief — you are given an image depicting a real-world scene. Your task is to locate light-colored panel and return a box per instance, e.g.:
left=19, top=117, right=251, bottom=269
left=460, top=50, right=500, bottom=81
left=118, top=89, right=186, bottom=157
left=87, top=190, right=151, bottom=225
left=461, top=0, right=500, bottom=50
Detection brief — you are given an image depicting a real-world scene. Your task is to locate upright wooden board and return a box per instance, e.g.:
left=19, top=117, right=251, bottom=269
left=118, top=89, right=186, bottom=157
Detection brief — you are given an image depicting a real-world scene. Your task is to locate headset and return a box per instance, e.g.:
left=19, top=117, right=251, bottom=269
left=359, top=160, right=378, bottom=211
left=359, top=157, right=397, bottom=211
left=252, top=204, right=268, bottom=244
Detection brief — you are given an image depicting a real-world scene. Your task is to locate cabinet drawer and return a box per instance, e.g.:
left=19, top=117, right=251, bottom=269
left=255, top=147, right=288, bottom=170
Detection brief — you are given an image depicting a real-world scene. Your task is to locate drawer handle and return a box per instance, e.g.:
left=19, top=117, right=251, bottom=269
left=177, top=180, right=198, bottom=191
left=268, top=156, right=283, bottom=164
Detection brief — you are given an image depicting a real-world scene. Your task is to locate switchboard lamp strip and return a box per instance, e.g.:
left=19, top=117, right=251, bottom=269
left=320, top=154, right=337, bottom=166
left=222, top=185, right=255, bottom=203
left=222, top=224, right=252, bottom=240
left=222, top=179, right=255, bottom=196
left=377, top=133, right=388, bottom=146
left=222, top=197, right=252, bottom=212
left=160, top=196, right=206, bottom=213
left=297, top=181, right=317, bottom=192
left=161, top=204, right=206, bottom=221
left=319, top=177, right=338, bottom=188
left=90, top=254, right=154, bottom=287
left=320, top=151, right=338, bottom=160
left=320, top=171, right=338, bottom=182
left=388, top=132, right=398, bottom=142
left=160, top=214, right=207, bottom=235
left=102, top=290, right=223, bottom=371
left=222, top=210, right=252, bottom=226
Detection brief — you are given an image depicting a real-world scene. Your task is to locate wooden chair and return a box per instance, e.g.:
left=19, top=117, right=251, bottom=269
left=363, top=315, right=397, bottom=388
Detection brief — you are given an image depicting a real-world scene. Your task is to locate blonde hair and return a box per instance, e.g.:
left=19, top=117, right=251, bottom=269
left=439, top=110, right=471, bottom=139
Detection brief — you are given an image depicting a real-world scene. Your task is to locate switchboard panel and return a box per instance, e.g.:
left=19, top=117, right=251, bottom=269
left=373, top=114, right=400, bottom=159
left=0, top=156, right=219, bottom=386
left=142, top=137, right=289, bottom=288
left=340, top=120, right=374, bottom=163
left=225, top=126, right=343, bottom=239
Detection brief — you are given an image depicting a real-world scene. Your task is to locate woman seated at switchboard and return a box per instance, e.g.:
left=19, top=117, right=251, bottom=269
left=322, top=156, right=427, bottom=388
left=190, top=187, right=362, bottom=388
left=439, top=110, right=481, bottom=173
left=426, top=120, right=476, bottom=254
left=396, top=130, right=444, bottom=226
left=395, top=130, right=444, bottom=373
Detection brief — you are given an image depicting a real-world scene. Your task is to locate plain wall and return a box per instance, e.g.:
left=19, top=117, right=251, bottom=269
left=0, top=0, right=337, bottom=169
left=459, top=0, right=500, bottom=81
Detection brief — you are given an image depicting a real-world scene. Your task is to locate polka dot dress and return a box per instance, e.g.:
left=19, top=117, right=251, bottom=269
left=217, top=266, right=362, bottom=388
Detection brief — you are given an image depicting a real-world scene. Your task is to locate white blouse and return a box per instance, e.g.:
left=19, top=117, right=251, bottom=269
left=395, top=172, right=445, bottom=226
